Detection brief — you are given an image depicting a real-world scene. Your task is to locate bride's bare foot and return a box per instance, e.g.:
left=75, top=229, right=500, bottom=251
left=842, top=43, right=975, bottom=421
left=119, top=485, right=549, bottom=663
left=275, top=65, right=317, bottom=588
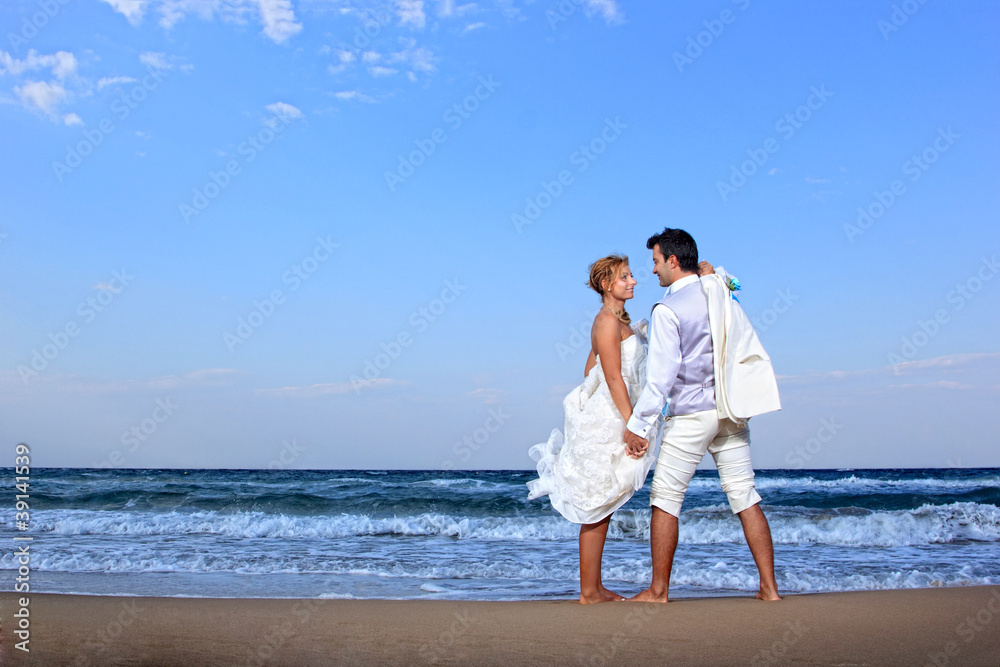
left=628, top=587, right=668, bottom=603
left=599, top=586, right=625, bottom=601
left=580, top=591, right=611, bottom=604
left=756, top=586, right=781, bottom=601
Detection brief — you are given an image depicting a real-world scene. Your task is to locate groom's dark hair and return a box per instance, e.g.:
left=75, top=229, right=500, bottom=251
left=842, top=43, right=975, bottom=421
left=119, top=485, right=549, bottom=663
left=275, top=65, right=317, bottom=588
left=647, top=228, right=699, bottom=273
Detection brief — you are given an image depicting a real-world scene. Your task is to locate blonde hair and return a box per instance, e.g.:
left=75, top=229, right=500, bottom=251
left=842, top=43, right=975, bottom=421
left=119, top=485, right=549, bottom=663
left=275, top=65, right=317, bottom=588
left=587, top=254, right=631, bottom=325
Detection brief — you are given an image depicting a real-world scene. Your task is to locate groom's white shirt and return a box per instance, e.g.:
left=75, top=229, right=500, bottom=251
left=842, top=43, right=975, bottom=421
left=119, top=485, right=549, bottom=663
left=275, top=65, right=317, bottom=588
left=626, top=274, right=715, bottom=439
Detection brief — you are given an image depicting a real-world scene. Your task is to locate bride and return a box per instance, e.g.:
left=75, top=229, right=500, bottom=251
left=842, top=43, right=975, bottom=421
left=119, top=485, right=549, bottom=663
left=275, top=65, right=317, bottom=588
left=527, top=254, right=660, bottom=604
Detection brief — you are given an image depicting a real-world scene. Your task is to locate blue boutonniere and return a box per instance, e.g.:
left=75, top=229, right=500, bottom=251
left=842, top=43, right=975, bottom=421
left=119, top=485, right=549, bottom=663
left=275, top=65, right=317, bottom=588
left=716, top=266, right=741, bottom=303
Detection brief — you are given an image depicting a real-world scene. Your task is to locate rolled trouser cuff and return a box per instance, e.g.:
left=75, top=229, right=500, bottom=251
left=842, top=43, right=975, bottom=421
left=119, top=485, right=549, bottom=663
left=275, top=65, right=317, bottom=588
left=726, top=486, right=762, bottom=514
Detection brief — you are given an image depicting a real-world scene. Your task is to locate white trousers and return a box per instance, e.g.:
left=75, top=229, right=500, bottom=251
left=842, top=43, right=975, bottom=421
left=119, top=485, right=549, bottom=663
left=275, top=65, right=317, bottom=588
left=649, top=409, right=762, bottom=517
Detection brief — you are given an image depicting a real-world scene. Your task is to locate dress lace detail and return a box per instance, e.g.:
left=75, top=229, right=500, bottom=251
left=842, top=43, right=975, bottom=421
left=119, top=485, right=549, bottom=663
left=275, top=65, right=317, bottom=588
left=526, top=329, right=661, bottom=524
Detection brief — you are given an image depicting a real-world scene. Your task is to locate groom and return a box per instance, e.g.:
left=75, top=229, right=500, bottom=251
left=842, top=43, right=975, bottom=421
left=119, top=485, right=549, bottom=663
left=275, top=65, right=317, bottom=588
left=623, top=228, right=781, bottom=602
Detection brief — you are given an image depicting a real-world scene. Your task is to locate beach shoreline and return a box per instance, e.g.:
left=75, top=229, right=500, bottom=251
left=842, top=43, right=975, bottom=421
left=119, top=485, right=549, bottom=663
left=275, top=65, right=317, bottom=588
left=2, top=586, right=998, bottom=665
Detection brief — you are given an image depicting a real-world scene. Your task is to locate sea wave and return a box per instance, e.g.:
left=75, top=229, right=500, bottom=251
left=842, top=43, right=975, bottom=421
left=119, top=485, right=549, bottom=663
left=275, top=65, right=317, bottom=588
left=6, top=501, right=997, bottom=547
left=751, top=474, right=1000, bottom=492
left=1, top=547, right=995, bottom=595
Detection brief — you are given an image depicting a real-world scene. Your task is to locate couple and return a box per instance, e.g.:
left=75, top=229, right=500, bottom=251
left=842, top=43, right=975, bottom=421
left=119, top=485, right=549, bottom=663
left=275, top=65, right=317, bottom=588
left=527, top=228, right=782, bottom=604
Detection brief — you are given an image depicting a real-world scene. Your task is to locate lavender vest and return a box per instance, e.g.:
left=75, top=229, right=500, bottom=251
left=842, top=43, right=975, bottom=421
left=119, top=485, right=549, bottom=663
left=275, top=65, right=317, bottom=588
left=656, top=281, right=717, bottom=416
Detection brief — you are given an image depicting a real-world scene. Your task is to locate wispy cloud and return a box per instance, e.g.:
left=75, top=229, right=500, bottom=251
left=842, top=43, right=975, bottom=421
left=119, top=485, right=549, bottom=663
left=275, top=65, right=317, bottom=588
left=0, top=368, right=245, bottom=396
left=102, top=0, right=302, bottom=44
left=265, top=101, right=303, bottom=121
left=883, top=380, right=973, bottom=391
left=254, top=0, right=303, bottom=43
left=97, top=75, right=138, bottom=90
left=1, top=49, right=81, bottom=122
left=139, top=52, right=172, bottom=71
left=327, top=49, right=357, bottom=75
left=146, top=368, right=244, bottom=390
left=0, top=49, right=78, bottom=79
left=467, top=387, right=505, bottom=404
left=583, top=0, right=624, bottom=25
left=256, top=378, right=409, bottom=397
left=778, top=352, right=1000, bottom=386
left=396, top=0, right=426, bottom=29
left=333, top=90, right=376, bottom=103
left=14, top=80, right=68, bottom=115
left=100, top=0, right=147, bottom=24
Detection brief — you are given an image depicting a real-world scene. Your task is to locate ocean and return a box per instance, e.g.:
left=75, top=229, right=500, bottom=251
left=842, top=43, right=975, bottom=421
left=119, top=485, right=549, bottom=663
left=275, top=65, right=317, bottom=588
left=2, top=468, right=998, bottom=601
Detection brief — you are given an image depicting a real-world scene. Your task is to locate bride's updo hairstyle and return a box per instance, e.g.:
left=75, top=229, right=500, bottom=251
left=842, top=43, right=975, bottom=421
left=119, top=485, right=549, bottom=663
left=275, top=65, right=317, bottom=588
left=587, top=255, right=631, bottom=326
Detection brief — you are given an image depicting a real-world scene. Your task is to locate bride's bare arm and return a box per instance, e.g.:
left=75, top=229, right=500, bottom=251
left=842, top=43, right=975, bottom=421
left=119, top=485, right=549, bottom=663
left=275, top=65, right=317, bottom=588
left=591, top=313, right=632, bottom=423
left=584, top=349, right=597, bottom=378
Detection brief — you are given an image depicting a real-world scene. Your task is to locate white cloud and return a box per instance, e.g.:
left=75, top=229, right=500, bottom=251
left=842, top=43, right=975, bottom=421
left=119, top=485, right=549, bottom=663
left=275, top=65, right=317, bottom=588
left=387, top=39, right=436, bottom=77
left=256, top=378, right=408, bottom=397
left=156, top=0, right=219, bottom=31
left=2, top=50, right=81, bottom=122
left=467, top=387, right=505, bottom=404
left=265, top=101, right=303, bottom=121
left=327, top=49, right=357, bottom=74
left=778, top=352, right=1000, bottom=386
left=890, top=352, right=1000, bottom=373
left=14, top=80, right=67, bottom=115
left=100, top=0, right=149, bottom=24
left=254, top=0, right=303, bottom=43
left=884, top=380, right=973, bottom=391
left=333, top=90, right=376, bottom=103
left=437, top=0, right=454, bottom=17
left=362, top=51, right=381, bottom=63
left=369, top=65, right=397, bottom=77
left=102, top=0, right=301, bottom=45
left=51, top=51, right=78, bottom=79
left=494, top=0, right=520, bottom=19
left=463, top=21, right=486, bottom=32
left=147, top=368, right=243, bottom=389
left=408, top=47, right=435, bottom=72
left=583, top=0, right=623, bottom=25
left=139, top=51, right=172, bottom=71
left=0, top=49, right=77, bottom=79
left=396, top=0, right=426, bottom=28
left=97, top=76, right=138, bottom=90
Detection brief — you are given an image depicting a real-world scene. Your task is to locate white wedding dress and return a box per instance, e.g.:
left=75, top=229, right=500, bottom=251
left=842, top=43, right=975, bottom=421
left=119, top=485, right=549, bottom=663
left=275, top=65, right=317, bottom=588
left=527, top=322, right=661, bottom=524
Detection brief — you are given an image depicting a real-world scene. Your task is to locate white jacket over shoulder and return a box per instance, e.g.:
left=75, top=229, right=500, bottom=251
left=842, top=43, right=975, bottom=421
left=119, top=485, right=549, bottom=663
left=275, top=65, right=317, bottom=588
left=701, top=273, right=781, bottom=421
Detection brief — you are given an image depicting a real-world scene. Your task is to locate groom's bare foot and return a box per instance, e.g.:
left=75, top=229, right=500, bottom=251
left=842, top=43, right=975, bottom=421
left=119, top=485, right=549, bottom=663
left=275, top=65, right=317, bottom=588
left=628, top=587, right=668, bottom=603
left=756, top=586, right=781, bottom=601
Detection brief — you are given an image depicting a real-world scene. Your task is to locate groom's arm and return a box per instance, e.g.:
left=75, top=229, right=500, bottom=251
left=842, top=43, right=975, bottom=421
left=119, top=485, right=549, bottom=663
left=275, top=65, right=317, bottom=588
left=626, top=304, right=682, bottom=439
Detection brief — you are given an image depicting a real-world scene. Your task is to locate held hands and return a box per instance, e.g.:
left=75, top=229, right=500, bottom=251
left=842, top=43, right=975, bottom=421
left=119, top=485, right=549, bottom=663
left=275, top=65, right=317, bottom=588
left=623, top=428, right=649, bottom=459
left=698, top=260, right=716, bottom=276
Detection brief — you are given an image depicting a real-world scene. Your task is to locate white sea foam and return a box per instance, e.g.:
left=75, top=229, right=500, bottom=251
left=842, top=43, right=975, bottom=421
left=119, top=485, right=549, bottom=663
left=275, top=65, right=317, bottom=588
left=5, top=546, right=997, bottom=596
left=15, top=501, right=997, bottom=547
left=750, top=474, right=999, bottom=492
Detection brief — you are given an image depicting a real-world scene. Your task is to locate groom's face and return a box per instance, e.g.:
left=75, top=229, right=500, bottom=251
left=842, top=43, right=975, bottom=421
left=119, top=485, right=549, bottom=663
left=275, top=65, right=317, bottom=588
left=651, top=245, right=673, bottom=287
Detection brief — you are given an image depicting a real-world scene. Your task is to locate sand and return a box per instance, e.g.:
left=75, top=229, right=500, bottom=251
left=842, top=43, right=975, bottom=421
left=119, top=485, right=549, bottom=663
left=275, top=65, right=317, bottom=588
left=2, top=586, right=999, bottom=665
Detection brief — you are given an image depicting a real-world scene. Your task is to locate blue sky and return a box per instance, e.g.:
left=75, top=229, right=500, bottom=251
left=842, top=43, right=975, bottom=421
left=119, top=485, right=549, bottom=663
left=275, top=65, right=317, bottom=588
left=1, top=0, right=998, bottom=470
